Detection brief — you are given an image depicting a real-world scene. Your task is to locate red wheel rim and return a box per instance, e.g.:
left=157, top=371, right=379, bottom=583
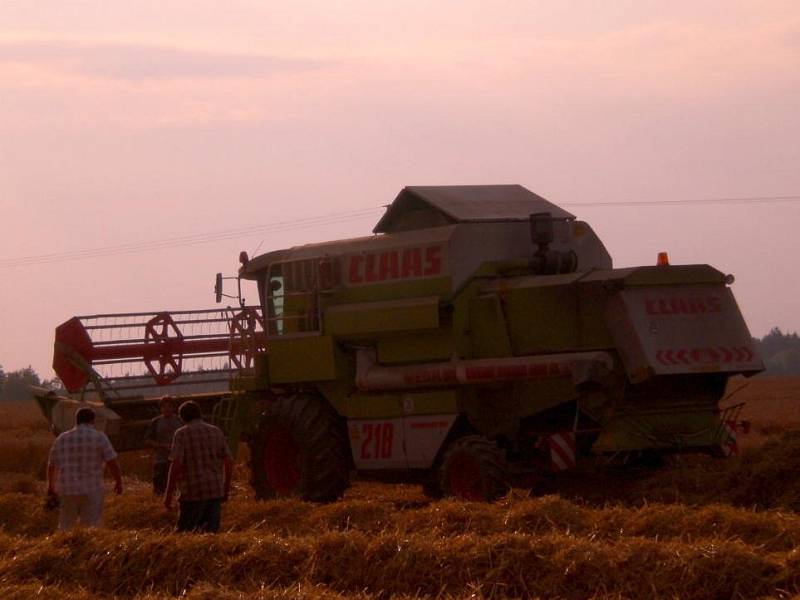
left=448, top=452, right=484, bottom=501
left=263, top=425, right=301, bottom=494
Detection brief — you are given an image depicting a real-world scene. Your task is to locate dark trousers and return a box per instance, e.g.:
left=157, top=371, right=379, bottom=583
left=153, top=462, right=170, bottom=496
left=177, top=498, right=222, bottom=533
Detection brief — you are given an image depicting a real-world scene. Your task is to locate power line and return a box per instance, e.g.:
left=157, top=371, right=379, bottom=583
left=2, top=193, right=799, bottom=269
left=566, top=194, right=800, bottom=208
left=0, top=207, right=383, bottom=269
left=2, top=207, right=382, bottom=265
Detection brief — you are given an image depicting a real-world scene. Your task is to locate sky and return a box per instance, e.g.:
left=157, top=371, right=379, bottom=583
left=1, top=1, right=799, bottom=377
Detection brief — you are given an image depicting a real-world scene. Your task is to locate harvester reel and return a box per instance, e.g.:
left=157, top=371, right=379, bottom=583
left=144, top=312, right=184, bottom=385
left=229, top=307, right=266, bottom=371
left=248, top=394, right=349, bottom=503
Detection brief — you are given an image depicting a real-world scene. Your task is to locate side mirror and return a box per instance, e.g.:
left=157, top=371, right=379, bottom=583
left=214, top=273, right=223, bottom=303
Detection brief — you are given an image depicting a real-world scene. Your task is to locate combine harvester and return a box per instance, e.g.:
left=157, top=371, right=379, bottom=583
left=34, top=185, right=763, bottom=501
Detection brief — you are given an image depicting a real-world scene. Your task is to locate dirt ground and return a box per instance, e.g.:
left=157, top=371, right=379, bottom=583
left=0, top=376, right=797, bottom=599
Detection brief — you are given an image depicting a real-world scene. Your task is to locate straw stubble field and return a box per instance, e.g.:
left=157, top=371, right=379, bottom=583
left=0, top=377, right=798, bottom=599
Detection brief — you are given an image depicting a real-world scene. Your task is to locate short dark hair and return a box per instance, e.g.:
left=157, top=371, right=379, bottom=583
left=178, top=401, right=202, bottom=423
left=76, top=407, right=96, bottom=425
left=159, top=396, right=176, bottom=409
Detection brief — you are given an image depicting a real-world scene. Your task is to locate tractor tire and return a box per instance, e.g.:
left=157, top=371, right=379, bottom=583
left=248, top=394, right=349, bottom=503
left=439, top=435, right=510, bottom=502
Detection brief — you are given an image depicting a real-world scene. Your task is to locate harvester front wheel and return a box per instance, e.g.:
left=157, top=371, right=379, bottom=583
left=439, top=435, right=509, bottom=502
left=248, top=394, right=349, bottom=503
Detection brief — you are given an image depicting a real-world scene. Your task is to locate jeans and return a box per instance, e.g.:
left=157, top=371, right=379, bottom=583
left=153, top=462, right=170, bottom=496
left=177, top=498, right=222, bottom=533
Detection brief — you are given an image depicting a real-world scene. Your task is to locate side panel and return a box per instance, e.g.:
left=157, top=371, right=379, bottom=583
left=346, top=390, right=459, bottom=470
left=503, top=281, right=613, bottom=355
left=348, top=418, right=406, bottom=469
left=325, top=296, right=440, bottom=336
left=401, top=390, right=459, bottom=468
left=344, top=393, right=404, bottom=419
left=592, top=407, right=724, bottom=452
left=404, top=414, right=458, bottom=468
left=268, top=335, right=338, bottom=383
left=506, top=284, right=579, bottom=354
left=378, top=331, right=454, bottom=364
left=469, top=295, right=513, bottom=358
left=608, top=285, right=763, bottom=382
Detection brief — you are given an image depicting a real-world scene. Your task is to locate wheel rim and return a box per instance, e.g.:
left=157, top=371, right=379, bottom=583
left=263, top=424, right=301, bottom=494
left=448, top=452, right=484, bottom=501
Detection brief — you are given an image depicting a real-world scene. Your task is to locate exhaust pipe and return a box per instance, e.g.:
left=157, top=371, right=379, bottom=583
left=530, top=212, right=578, bottom=274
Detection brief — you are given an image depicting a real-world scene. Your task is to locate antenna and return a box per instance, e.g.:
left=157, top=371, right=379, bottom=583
left=250, top=240, right=264, bottom=259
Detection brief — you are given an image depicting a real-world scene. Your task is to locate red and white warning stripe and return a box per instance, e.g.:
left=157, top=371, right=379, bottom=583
left=548, top=432, right=577, bottom=471
left=721, top=420, right=739, bottom=457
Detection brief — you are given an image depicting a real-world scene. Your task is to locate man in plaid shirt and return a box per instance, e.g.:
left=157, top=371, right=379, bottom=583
left=47, top=407, right=123, bottom=530
left=164, top=400, right=234, bottom=533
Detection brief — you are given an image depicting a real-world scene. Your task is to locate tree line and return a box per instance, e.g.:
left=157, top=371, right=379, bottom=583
left=0, top=365, right=63, bottom=402
left=1, top=327, right=799, bottom=401
left=752, top=327, right=800, bottom=375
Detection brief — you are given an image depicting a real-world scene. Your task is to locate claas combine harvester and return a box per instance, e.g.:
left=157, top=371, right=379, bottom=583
left=33, top=185, right=764, bottom=501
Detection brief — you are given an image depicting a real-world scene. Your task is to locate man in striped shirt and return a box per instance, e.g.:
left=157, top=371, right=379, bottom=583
left=47, top=407, right=123, bottom=530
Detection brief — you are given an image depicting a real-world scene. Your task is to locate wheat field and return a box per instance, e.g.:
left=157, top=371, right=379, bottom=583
left=0, top=377, right=798, bottom=599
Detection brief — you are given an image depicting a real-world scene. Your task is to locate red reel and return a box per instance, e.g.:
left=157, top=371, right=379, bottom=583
left=144, top=312, right=184, bottom=385
left=229, top=307, right=266, bottom=371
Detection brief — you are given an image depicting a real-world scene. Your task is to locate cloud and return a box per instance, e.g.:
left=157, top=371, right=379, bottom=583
left=0, top=40, right=328, bottom=80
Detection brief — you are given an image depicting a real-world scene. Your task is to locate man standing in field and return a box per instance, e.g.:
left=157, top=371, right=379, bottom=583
left=164, top=400, right=234, bottom=533
left=143, top=396, right=183, bottom=496
left=47, top=407, right=123, bottom=530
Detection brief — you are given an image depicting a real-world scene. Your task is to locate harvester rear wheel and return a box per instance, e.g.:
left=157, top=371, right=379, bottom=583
left=248, top=394, right=349, bottom=503
left=439, top=435, right=509, bottom=502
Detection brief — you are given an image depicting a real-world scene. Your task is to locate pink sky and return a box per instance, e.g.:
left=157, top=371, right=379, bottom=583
left=2, top=1, right=799, bottom=376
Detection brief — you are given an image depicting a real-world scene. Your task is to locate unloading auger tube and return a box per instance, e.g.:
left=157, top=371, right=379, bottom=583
left=354, top=349, right=614, bottom=392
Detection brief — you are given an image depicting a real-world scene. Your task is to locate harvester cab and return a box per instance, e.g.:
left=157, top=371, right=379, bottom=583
left=35, top=185, right=764, bottom=502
